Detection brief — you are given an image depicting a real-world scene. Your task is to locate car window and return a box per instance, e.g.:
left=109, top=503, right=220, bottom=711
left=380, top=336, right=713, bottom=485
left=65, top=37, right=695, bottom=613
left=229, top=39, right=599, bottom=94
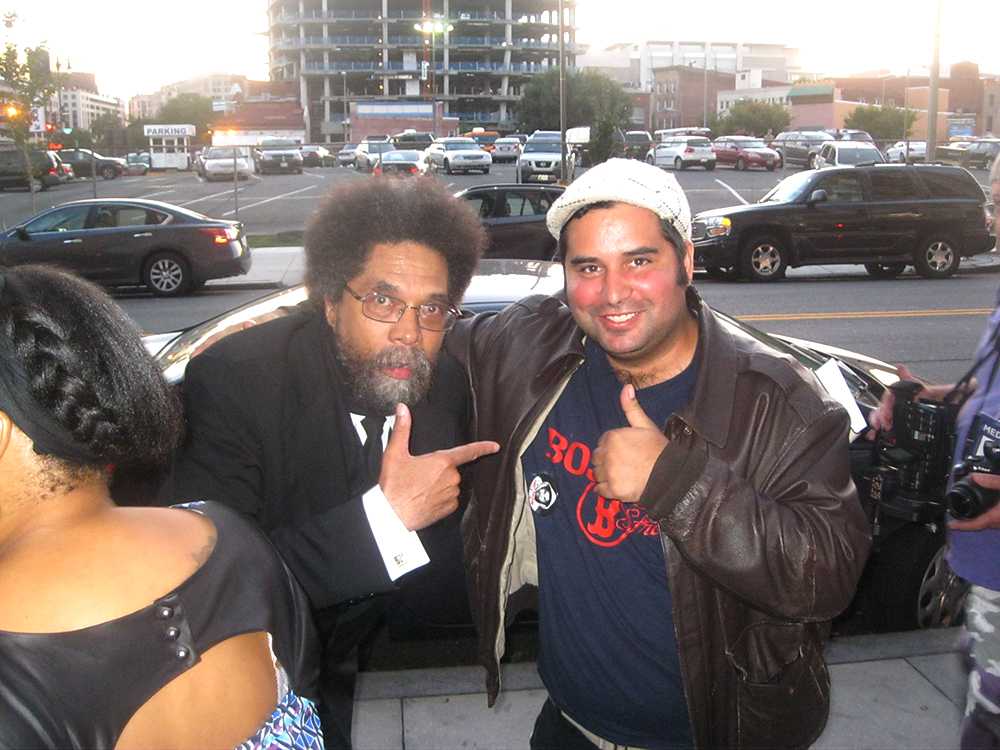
left=503, top=190, right=554, bottom=218
left=918, top=169, right=984, bottom=199
left=462, top=192, right=496, bottom=219
left=869, top=170, right=920, bottom=200
left=24, top=205, right=91, bottom=233
left=816, top=172, right=864, bottom=202
left=114, top=206, right=160, bottom=227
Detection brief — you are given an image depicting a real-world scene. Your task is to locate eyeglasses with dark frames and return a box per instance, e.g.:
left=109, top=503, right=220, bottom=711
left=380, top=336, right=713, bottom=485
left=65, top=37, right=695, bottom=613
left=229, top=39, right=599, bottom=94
left=344, top=284, right=459, bottom=332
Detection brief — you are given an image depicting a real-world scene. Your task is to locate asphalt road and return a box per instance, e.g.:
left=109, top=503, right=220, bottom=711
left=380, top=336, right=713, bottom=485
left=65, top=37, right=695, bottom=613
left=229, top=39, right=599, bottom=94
left=4, top=161, right=996, bottom=385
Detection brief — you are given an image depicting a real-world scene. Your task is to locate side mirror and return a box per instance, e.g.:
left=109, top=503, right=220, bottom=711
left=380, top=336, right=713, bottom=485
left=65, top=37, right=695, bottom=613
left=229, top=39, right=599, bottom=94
left=15, top=226, right=29, bottom=240
left=807, top=189, right=828, bottom=206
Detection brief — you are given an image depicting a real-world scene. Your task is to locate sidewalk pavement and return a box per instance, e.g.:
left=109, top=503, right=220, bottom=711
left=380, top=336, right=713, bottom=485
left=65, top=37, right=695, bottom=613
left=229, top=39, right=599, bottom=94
left=351, top=627, right=967, bottom=750
left=208, top=246, right=1000, bottom=291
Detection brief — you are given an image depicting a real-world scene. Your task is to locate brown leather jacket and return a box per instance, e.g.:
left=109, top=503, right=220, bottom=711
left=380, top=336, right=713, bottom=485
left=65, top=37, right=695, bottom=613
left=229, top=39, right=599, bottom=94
left=446, top=287, right=871, bottom=750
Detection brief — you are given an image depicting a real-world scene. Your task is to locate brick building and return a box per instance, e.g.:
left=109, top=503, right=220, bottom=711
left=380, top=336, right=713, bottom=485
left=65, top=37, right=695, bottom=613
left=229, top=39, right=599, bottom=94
left=651, top=66, right=735, bottom=130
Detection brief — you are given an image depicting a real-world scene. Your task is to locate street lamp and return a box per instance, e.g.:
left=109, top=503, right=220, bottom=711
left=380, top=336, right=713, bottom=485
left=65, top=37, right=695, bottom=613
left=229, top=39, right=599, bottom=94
left=340, top=71, right=349, bottom=141
left=414, top=18, right=453, bottom=98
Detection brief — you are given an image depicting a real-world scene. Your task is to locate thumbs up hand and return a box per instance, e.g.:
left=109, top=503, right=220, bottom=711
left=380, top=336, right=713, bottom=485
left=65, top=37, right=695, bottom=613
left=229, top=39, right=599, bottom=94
left=380, top=403, right=501, bottom=530
left=592, top=384, right=669, bottom=504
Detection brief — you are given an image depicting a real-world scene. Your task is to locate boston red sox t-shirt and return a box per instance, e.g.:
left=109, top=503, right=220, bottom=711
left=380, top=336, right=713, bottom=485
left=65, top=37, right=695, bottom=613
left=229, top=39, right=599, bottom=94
left=523, top=337, right=697, bottom=749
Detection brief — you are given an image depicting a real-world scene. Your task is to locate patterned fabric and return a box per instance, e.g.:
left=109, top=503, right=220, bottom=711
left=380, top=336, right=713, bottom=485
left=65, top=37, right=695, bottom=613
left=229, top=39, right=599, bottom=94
left=962, top=585, right=1000, bottom=749
left=236, top=688, right=324, bottom=750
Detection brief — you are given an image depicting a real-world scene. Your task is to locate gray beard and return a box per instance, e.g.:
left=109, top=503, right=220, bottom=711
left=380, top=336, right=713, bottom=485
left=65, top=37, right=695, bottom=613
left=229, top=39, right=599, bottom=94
left=335, top=339, right=434, bottom=416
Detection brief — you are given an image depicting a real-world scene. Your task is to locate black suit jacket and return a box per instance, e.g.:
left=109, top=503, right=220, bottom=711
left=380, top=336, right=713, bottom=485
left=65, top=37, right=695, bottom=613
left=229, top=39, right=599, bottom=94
left=172, top=306, right=471, bottom=620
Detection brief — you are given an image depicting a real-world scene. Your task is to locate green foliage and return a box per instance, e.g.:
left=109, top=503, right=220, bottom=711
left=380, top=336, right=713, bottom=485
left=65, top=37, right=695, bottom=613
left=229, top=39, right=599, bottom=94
left=716, top=100, right=790, bottom=137
left=516, top=68, right=632, bottom=162
left=87, top=111, right=123, bottom=150
left=843, top=105, right=917, bottom=141
left=155, top=93, right=214, bottom=142
left=0, top=40, right=62, bottom=208
left=125, top=118, right=150, bottom=150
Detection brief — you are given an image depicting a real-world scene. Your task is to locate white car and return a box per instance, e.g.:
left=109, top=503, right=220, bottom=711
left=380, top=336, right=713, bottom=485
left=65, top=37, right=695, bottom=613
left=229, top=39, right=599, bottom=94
left=885, top=140, right=927, bottom=163
left=815, top=141, right=885, bottom=168
left=492, top=137, right=522, bottom=163
left=517, top=139, right=575, bottom=183
left=646, top=136, right=716, bottom=170
left=426, top=138, right=492, bottom=175
left=200, top=147, right=253, bottom=181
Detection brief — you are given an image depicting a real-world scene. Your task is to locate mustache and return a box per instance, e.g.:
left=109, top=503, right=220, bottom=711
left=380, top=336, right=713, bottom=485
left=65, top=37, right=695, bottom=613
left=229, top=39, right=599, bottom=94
left=372, top=346, right=431, bottom=371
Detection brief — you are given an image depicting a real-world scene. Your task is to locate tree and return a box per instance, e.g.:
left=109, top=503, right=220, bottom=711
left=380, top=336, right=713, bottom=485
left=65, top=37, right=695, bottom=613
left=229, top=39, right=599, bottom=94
left=155, top=93, right=214, bottom=143
left=843, top=104, right=917, bottom=142
left=716, top=100, right=790, bottom=137
left=0, top=41, right=62, bottom=211
left=516, top=69, right=632, bottom=167
left=88, top=111, right=123, bottom=151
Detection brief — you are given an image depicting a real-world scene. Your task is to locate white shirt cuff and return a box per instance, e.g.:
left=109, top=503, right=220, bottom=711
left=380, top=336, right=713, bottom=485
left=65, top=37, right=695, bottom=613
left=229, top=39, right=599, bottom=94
left=361, top=484, right=430, bottom=581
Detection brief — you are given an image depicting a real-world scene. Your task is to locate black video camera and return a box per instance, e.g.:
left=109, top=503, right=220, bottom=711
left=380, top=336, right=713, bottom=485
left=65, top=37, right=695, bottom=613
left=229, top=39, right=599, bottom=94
left=859, top=380, right=957, bottom=523
left=945, top=440, right=1000, bottom=520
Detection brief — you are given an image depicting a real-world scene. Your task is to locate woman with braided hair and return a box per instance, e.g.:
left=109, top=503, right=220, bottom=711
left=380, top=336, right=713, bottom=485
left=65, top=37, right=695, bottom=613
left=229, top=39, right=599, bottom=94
left=0, top=266, right=323, bottom=750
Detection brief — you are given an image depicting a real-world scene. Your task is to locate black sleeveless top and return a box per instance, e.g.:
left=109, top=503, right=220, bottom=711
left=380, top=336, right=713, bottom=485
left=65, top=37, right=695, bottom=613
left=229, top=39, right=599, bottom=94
left=0, top=501, right=319, bottom=750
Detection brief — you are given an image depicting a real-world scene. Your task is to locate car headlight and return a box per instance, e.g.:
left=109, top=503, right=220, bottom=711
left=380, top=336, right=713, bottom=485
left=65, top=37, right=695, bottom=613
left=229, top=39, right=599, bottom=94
left=704, top=216, right=732, bottom=238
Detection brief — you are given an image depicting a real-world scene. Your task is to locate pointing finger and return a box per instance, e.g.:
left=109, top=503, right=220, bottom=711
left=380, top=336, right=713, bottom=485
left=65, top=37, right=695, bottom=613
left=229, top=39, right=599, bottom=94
left=384, top=403, right=413, bottom=458
left=620, top=384, right=658, bottom=430
left=440, top=440, right=501, bottom=466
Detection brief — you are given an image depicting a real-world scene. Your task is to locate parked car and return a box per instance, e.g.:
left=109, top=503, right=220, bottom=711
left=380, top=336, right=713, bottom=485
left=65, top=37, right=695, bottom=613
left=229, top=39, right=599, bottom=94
left=529, top=130, right=562, bottom=141
left=769, top=130, right=836, bottom=169
left=492, top=137, right=523, bottom=163
left=140, top=260, right=964, bottom=638
left=934, top=141, right=974, bottom=166
left=691, top=164, right=993, bottom=281
left=253, top=139, right=303, bottom=174
left=0, top=148, right=66, bottom=191
left=125, top=152, right=151, bottom=176
left=425, top=138, right=491, bottom=175
left=56, top=148, right=127, bottom=180
left=337, top=143, right=359, bottom=166
left=886, top=141, right=927, bottom=163
left=645, top=135, right=716, bottom=170
left=816, top=141, right=886, bottom=168
left=712, top=136, right=779, bottom=171
left=623, top=130, right=653, bottom=160
left=516, top=138, right=573, bottom=183
left=390, top=130, right=435, bottom=150
left=454, top=183, right=565, bottom=260
left=199, top=147, right=253, bottom=181
left=354, top=140, right=396, bottom=172
left=828, top=128, right=875, bottom=142
left=299, top=144, right=331, bottom=167
left=0, top=199, right=251, bottom=296
left=58, top=161, right=75, bottom=182
left=373, top=149, right=428, bottom=177
left=958, top=139, right=1000, bottom=170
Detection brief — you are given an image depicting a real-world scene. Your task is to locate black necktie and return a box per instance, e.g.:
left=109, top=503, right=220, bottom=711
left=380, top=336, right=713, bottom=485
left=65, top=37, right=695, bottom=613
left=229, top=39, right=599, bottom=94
left=361, top=415, right=386, bottom=486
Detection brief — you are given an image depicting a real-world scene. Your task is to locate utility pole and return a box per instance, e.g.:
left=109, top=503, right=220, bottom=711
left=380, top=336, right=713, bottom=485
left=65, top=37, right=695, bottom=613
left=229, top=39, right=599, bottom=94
left=558, top=0, right=567, bottom=183
left=926, top=0, right=942, bottom=162
left=703, top=48, right=709, bottom=128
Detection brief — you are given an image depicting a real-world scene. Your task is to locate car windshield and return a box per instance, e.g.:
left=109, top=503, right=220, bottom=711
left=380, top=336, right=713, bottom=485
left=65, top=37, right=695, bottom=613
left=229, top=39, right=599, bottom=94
left=838, top=148, right=883, bottom=164
left=625, top=133, right=652, bottom=143
left=445, top=141, right=478, bottom=150
left=205, top=148, right=245, bottom=159
left=523, top=141, right=561, bottom=153
left=759, top=171, right=816, bottom=203
left=371, top=143, right=394, bottom=152
left=385, top=151, right=421, bottom=161
left=496, top=139, right=519, bottom=145
left=686, top=138, right=711, bottom=147
left=473, top=135, right=498, bottom=145
left=736, top=140, right=767, bottom=148
left=340, top=144, right=357, bottom=151
left=260, top=140, right=298, bottom=150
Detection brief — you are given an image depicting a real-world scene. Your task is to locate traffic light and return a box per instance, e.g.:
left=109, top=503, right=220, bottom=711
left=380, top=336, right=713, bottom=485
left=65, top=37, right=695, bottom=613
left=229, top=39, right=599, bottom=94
left=45, top=122, right=54, bottom=133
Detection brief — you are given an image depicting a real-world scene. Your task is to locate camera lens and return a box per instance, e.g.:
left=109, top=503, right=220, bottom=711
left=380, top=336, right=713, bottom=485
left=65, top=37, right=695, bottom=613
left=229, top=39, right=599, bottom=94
left=946, top=479, right=999, bottom=520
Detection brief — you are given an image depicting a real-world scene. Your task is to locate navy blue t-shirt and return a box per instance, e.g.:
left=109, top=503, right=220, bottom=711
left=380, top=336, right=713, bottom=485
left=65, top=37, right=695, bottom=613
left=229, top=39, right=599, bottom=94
left=523, top=337, right=697, bottom=749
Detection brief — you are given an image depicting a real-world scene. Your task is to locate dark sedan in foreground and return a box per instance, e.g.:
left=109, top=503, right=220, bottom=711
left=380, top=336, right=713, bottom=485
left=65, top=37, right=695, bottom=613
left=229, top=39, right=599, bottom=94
left=0, top=199, right=251, bottom=296
left=454, top=183, right=565, bottom=261
left=140, top=260, right=964, bottom=643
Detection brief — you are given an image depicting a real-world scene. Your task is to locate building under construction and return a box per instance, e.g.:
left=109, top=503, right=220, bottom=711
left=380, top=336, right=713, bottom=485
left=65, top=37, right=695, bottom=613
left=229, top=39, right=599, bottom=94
left=267, top=0, right=578, bottom=142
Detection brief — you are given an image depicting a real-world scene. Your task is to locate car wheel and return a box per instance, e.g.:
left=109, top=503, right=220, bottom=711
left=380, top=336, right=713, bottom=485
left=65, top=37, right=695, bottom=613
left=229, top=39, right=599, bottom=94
left=740, top=234, right=788, bottom=282
left=674, top=156, right=684, bottom=171
left=444, top=159, right=453, bottom=175
left=646, top=156, right=654, bottom=165
left=864, top=262, right=907, bottom=279
left=864, top=524, right=968, bottom=631
left=100, top=165, right=117, bottom=180
left=143, top=252, right=192, bottom=297
left=766, top=163, right=776, bottom=172
left=705, top=161, right=715, bottom=171
left=483, top=167, right=490, bottom=174
left=913, top=235, right=961, bottom=279
left=736, top=158, right=746, bottom=171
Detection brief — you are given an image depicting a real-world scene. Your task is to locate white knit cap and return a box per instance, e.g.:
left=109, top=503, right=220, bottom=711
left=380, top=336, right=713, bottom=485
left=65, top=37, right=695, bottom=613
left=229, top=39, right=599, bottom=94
left=546, top=158, right=691, bottom=242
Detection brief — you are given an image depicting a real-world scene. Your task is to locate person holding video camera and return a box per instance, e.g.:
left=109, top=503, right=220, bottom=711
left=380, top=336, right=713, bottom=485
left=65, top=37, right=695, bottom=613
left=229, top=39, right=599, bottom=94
left=869, top=152, right=1000, bottom=749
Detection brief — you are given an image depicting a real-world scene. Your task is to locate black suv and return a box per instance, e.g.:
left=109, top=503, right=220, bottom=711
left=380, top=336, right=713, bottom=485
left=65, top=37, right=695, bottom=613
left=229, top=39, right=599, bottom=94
left=0, top=149, right=65, bottom=191
left=692, top=165, right=994, bottom=281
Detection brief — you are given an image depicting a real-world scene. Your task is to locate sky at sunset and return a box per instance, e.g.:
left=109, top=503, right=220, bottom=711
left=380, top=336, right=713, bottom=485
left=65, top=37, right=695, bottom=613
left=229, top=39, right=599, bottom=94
left=3, top=0, right=999, bottom=101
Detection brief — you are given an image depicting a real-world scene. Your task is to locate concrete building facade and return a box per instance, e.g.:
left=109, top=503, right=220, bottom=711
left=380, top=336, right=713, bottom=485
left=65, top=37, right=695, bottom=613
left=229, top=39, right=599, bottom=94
left=59, top=88, right=126, bottom=131
left=129, top=74, right=251, bottom=122
left=640, top=41, right=799, bottom=92
left=267, top=0, right=579, bottom=142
